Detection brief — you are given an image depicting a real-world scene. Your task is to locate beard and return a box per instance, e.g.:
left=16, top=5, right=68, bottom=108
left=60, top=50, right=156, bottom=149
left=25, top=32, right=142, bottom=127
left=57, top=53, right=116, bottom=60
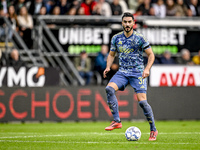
left=123, top=26, right=133, bottom=33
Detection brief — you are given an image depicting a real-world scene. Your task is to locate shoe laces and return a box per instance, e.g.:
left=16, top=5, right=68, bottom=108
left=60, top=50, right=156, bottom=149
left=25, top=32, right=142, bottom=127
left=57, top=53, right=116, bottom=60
left=150, top=131, right=155, bottom=138
left=109, top=121, right=116, bottom=126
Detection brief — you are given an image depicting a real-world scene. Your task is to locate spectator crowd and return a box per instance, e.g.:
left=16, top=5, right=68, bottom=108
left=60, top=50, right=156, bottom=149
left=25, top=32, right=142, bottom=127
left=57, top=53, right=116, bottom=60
left=0, top=0, right=200, bottom=45
left=74, top=47, right=200, bottom=85
left=154, top=48, right=199, bottom=65
left=0, top=0, right=199, bottom=46
left=0, top=46, right=200, bottom=86
left=0, top=0, right=200, bottom=18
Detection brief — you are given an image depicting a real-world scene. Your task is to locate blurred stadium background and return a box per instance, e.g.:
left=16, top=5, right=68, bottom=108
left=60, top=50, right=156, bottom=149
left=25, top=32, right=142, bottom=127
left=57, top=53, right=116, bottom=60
left=0, top=0, right=200, bottom=123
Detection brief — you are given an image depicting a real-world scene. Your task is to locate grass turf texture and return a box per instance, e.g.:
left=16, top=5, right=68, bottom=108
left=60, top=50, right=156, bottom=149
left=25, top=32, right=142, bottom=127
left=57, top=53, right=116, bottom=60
left=0, top=121, right=200, bottom=150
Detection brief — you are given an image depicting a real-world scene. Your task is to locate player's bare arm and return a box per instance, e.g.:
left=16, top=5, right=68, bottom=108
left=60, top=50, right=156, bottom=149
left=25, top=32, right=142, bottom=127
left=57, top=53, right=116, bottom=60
left=143, top=48, right=155, bottom=79
left=103, top=51, right=116, bottom=78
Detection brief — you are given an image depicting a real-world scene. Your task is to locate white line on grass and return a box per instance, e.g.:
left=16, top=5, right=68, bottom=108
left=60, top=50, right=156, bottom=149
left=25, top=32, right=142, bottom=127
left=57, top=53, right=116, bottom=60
left=0, top=132, right=35, bottom=134
left=159, top=132, right=200, bottom=134
left=0, top=132, right=200, bottom=139
left=0, top=135, right=63, bottom=139
left=0, top=140, right=199, bottom=145
left=1, top=132, right=200, bottom=136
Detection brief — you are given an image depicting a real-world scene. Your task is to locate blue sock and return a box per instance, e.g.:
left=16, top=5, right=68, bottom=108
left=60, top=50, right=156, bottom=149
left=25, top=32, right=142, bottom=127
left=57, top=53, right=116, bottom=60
left=139, top=100, right=156, bottom=131
left=105, top=86, right=120, bottom=122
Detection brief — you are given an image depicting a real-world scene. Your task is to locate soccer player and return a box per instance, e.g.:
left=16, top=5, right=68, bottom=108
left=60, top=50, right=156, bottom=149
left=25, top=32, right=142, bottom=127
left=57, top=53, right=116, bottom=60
left=103, top=12, right=158, bottom=141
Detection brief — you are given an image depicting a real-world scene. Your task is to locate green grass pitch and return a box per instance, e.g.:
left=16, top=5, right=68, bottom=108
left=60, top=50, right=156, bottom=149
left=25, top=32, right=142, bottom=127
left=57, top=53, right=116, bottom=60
left=0, top=121, right=200, bottom=150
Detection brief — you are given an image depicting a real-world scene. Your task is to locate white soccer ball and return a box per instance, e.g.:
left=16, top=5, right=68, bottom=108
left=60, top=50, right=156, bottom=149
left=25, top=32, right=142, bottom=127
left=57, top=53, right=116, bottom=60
left=125, top=126, right=141, bottom=141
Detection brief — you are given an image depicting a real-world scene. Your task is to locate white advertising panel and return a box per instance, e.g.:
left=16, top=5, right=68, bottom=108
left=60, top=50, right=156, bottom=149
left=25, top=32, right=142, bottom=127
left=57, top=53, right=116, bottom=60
left=150, top=66, right=200, bottom=87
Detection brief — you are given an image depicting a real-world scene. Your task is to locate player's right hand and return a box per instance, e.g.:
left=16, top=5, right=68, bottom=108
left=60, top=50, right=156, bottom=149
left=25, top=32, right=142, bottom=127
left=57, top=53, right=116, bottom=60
left=103, top=68, right=110, bottom=78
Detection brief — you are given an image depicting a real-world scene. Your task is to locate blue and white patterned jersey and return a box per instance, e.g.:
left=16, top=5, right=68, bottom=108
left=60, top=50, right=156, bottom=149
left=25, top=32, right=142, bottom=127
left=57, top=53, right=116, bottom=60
left=110, top=31, right=150, bottom=74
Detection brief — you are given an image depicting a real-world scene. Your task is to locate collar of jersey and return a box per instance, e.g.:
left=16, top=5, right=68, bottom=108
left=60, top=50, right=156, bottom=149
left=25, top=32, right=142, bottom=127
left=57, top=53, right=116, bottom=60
left=123, top=31, right=134, bottom=39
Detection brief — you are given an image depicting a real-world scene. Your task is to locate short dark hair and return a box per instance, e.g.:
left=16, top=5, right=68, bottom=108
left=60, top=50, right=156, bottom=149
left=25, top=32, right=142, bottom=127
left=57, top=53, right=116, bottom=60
left=122, top=12, right=134, bottom=21
left=80, top=50, right=86, bottom=54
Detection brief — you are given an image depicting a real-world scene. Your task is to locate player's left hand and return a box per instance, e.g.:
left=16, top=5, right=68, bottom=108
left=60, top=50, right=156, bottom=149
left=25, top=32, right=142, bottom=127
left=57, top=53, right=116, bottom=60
left=142, top=69, right=150, bottom=79
left=103, top=68, right=110, bottom=78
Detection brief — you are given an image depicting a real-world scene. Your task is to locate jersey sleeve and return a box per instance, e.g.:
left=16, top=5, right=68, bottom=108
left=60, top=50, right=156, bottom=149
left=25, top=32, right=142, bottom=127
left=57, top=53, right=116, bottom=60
left=110, top=35, right=117, bottom=52
left=140, top=36, right=151, bottom=51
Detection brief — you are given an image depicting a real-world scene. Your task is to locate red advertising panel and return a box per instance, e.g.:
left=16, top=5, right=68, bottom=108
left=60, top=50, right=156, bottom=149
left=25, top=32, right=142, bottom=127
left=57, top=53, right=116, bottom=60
left=1, top=86, right=200, bottom=122
left=0, top=86, right=141, bottom=122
